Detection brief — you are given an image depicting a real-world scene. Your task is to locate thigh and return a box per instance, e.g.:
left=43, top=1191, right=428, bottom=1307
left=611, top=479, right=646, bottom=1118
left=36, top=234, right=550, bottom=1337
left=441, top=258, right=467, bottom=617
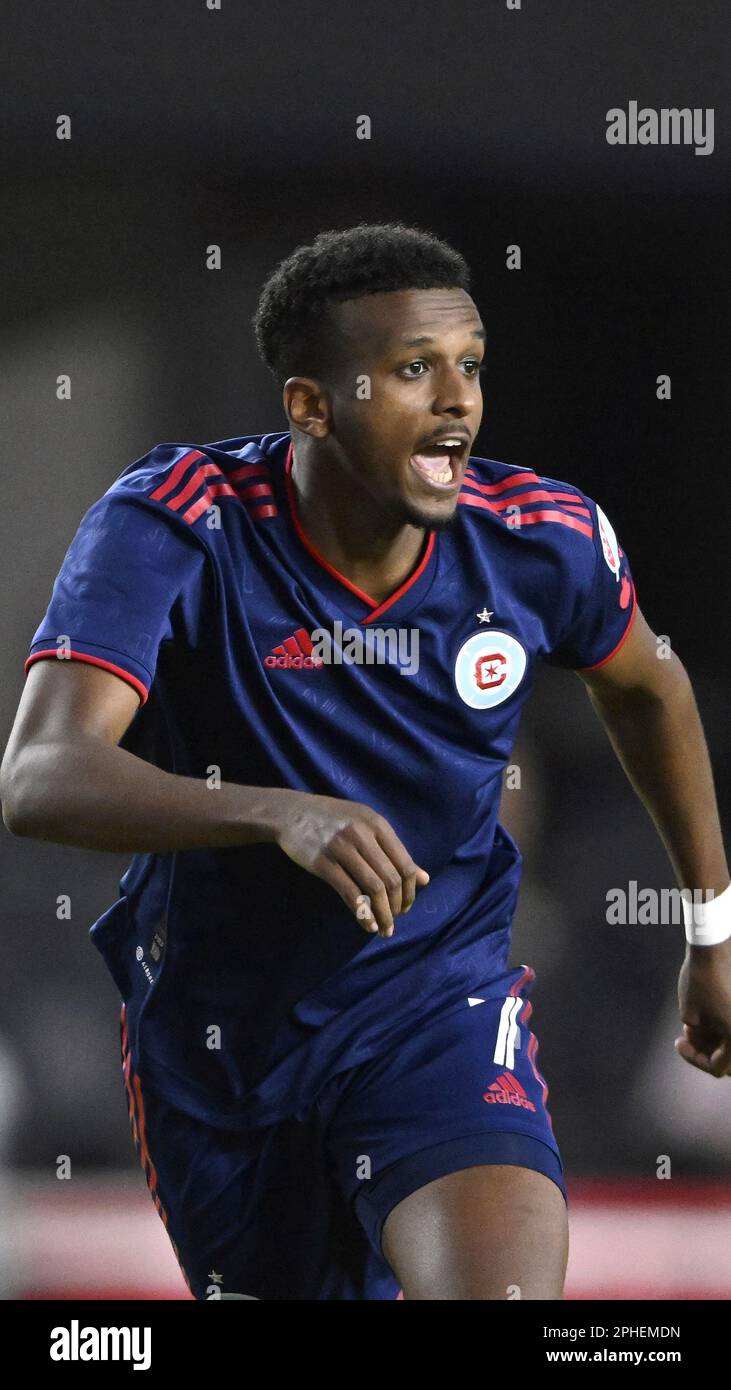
left=382, top=1162, right=568, bottom=1300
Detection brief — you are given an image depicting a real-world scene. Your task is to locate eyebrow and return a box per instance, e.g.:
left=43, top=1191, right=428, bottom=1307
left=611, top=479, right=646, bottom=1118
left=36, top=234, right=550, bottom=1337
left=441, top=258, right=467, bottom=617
left=399, top=328, right=486, bottom=347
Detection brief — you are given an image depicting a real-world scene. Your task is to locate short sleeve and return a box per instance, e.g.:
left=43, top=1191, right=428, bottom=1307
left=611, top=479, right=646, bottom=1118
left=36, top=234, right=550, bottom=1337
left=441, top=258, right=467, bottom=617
left=548, top=496, right=637, bottom=670
left=25, top=490, right=210, bottom=705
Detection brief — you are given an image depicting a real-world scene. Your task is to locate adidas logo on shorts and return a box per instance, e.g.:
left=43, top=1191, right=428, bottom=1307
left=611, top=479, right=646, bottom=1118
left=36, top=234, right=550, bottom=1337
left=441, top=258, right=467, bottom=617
left=483, top=1071, right=536, bottom=1111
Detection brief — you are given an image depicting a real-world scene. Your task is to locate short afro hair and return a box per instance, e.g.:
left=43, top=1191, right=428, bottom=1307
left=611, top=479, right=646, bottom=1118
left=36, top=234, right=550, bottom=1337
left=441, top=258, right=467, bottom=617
left=252, top=222, right=471, bottom=385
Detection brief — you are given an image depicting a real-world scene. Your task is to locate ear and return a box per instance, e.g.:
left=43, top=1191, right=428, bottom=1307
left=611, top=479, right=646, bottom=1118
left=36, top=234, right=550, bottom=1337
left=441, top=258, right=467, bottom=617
left=283, top=378, right=331, bottom=439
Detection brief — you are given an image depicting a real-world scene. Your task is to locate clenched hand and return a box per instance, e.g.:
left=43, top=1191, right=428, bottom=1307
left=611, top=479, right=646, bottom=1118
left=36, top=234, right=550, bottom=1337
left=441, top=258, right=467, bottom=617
left=275, top=792, right=430, bottom=938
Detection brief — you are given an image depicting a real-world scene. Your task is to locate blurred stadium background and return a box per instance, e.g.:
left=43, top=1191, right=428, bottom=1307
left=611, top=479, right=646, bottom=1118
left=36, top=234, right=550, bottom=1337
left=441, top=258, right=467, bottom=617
left=0, top=0, right=729, bottom=1298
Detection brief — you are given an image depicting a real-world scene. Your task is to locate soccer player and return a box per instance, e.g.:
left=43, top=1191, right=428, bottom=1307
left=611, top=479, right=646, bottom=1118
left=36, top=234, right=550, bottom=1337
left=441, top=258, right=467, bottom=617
left=2, top=224, right=729, bottom=1301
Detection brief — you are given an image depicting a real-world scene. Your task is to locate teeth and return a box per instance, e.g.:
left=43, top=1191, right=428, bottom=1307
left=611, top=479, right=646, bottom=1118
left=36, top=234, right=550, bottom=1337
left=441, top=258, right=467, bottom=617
left=409, top=451, right=456, bottom=486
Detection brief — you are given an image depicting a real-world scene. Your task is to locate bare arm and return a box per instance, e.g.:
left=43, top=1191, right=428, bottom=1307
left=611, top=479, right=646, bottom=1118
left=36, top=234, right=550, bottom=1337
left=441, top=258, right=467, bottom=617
left=0, top=661, right=428, bottom=936
left=578, top=605, right=731, bottom=1077
left=578, top=605, right=729, bottom=898
left=0, top=661, right=295, bottom=853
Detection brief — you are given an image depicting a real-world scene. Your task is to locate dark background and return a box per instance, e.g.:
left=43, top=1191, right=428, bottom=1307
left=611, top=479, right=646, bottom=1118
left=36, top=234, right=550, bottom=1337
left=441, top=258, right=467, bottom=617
left=1, top=1, right=729, bottom=1184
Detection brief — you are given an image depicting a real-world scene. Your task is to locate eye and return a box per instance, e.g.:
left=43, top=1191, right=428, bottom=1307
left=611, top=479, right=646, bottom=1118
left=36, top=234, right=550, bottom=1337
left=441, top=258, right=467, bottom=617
left=463, top=359, right=486, bottom=377
left=399, top=359, right=430, bottom=378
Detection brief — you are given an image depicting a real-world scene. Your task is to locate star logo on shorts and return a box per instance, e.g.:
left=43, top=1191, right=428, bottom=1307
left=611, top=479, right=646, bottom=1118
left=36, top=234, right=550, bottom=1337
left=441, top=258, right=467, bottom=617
left=208, top=1269, right=223, bottom=1283
left=477, top=607, right=493, bottom=623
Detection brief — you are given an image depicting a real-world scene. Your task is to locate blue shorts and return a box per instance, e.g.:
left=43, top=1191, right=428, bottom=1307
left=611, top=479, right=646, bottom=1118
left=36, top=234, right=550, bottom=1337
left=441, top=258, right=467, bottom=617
left=120, top=966, right=565, bottom=1300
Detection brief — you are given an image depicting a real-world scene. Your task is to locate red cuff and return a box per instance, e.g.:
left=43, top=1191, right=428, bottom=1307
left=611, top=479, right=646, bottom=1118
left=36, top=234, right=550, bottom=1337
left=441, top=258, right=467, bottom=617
left=24, top=649, right=148, bottom=705
left=578, top=586, right=638, bottom=672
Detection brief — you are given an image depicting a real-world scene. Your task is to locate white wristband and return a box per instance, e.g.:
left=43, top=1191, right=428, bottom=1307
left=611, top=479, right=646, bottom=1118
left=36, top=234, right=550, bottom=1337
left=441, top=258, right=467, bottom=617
left=682, top=881, right=731, bottom=946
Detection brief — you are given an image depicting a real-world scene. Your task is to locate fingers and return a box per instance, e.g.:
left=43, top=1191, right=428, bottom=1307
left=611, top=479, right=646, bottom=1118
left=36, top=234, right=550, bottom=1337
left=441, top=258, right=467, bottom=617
left=318, top=849, right=398, bottom=938
left=330, top=837, right=399, bottom=936
left=319, top=858, right=382, bottom=935
left=685, top=1023, right=731, bottom=1076
left=372, top=819, right=430, bottom=913
left=319, top=816, right=430, bottom=938
left=292, top=801, right=432, bottom=939
left=348, top=825, right=410, bottom=919
left=708, top=1040, right=731, bottom=1075
left=674, top=1033, right=731, bottom=1077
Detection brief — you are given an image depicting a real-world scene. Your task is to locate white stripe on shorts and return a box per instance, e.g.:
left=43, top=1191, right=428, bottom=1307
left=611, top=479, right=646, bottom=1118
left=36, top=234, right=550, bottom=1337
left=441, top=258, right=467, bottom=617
left=493, top=995, right=523, bottom=1070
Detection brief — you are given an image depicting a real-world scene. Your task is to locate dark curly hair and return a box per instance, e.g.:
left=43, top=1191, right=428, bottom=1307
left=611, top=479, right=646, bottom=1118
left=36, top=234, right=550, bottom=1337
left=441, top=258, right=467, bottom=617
left=252, top=223, right=470, bottom=385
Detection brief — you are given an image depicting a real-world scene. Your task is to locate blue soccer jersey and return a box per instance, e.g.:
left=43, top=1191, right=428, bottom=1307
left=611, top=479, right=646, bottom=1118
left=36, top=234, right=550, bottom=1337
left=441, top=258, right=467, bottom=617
left=26, top=432, right=636, bottom=1130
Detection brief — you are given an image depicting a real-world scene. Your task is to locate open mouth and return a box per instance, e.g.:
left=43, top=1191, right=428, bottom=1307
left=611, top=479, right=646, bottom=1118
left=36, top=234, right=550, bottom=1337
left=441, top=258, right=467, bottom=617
left=408, top=438, right=469, bottom=491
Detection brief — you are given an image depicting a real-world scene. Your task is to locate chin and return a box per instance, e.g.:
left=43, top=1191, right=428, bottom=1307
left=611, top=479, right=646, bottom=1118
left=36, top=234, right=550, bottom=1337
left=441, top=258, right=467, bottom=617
left=398, top=497, right=460, bottom=531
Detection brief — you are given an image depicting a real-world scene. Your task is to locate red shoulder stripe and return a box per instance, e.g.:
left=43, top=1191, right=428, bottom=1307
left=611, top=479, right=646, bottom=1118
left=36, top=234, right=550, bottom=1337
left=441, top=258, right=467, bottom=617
left=462, top=472, right=589, bottom=513
left=151, top=452, right=279, bottom=524
left=461, top=484, right=591, bottom=517
left=167, top=463, right=232, bottom=512
left=236, top=482, right=275, bottom=502
left=518, top=508, right=594, bottom=538
left=463, top=469, right=541, bottom=495
left=228, top=461, right=272, bottom=483
left=181, top=481, right=235, bottom=525
left=149, top=450, right=206, bottom=501
left=458, top=490, right=593, bottom=538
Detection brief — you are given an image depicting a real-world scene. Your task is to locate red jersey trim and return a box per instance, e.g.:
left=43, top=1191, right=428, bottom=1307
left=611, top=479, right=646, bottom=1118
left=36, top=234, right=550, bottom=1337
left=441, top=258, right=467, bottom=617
left=363, top=534, right=435, bottom=624
left=458, top=489, right=594, bottom=539
left=121, top=1007, right=194, bottom=1295
left=228, top=461, right=272, bottom=483
left=460, top=478, right=591, bottom=516
left=464, top=467, right=541, bottom=496
left=285, top=441, right=435, bottom=620
left=150, top=450, right=279, bottom=525
left=578, top=586, right=638, bottom=671
left=25, top=649, right=148, bottom=706
left=149, top=449, right=206, bottom=501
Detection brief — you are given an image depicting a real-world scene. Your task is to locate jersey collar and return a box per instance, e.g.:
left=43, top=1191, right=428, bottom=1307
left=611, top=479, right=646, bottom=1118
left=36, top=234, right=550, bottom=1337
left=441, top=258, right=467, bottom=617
left=283, top=440, right=437, bottom=624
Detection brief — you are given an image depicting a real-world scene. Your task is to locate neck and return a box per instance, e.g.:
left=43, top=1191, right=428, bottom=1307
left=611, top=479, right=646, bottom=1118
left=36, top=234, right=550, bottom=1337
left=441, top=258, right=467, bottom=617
left=289, top=441, right=428, bottom=605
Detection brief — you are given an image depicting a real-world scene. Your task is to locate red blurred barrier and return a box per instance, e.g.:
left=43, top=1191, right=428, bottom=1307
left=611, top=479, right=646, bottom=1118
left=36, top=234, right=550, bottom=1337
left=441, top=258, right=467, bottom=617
left=6, top=1175, right=729, bottom=1300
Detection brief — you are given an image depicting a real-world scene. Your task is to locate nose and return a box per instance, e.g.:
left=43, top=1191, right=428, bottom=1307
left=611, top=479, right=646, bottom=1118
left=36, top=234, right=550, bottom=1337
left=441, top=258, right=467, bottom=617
left=431, top=363, right=478, bottom=419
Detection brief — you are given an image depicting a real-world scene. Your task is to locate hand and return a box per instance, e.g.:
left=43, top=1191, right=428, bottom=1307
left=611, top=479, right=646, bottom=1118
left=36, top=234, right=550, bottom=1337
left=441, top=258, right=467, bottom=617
left=274, top=791, right=430, bottom=938
left=675, top=938, right=731, bottom=1076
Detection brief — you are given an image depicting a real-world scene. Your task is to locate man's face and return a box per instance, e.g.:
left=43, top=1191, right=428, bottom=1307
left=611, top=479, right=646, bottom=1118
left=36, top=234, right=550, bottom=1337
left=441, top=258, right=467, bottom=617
left=323, top=287, right=485, bottom=529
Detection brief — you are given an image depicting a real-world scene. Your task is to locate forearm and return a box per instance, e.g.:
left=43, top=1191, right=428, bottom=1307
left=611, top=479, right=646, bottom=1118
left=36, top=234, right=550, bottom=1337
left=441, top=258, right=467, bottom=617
left=587, top=657, right=729, bottom=897
left=1, top=735, right=297, bottom=853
